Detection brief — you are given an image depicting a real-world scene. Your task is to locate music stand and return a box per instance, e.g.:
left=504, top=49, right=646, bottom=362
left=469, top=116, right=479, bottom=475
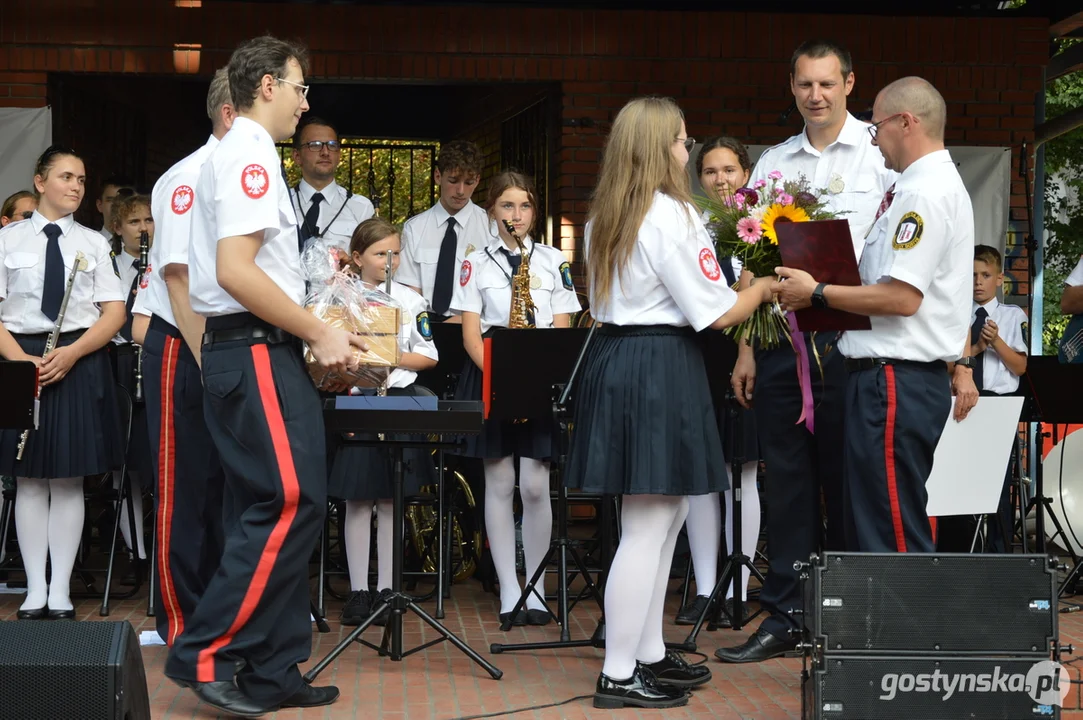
left=0, top=361, right=37, bottom=430
left=415, top=322, right=466, bottom=400
left=485, top=326, right=612, bottom=653
left=305, top=397, right=502, bottom=681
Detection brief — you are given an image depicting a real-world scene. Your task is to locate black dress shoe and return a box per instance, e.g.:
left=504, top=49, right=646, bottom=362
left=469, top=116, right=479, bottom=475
left=674, top=595, right=714, bottom=626
left=47, top=608, right=75, bottom=620
left=371, top=589, right=393, bottom=627
left=716, top=597, right=752, bottom=629
left=714, top=627, right=797, bottom=664
left=638, top=649, right=712, bottom=688
left=279, top=682, right=340, bottom=708
left=498, top=609, right=527, bottom=627
left=186, top=681, right=267, bottom=718
left=524, top=609, right=551, bottom=626
left=16, top=607, right=47, bottom=620
left=593, top=666, right=690, bottom=709
left=340, top=590, right=371, bottom=627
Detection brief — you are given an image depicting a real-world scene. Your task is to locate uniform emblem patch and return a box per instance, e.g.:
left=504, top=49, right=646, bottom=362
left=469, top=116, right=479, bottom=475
left=1022, top=321, right=1029, bottom=340
left=417, top=312, right=432, bottom=340
left=241, top=164, right=269, bottom=199
left=139, top=264, right=152, bottom=290
left=171, top=185, right=194, bottom=214
left=698, top=247, right=722, bottom=282
left=892, top=212, right=924, bottom=250
left=559, top=262, right=574, bottom=290
left=459, top=260, right=472, bottom=287
left=828, top=173, right=845, bottom=195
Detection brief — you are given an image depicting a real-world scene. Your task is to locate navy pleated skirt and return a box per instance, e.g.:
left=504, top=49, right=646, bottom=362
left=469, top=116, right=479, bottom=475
left=565, top=324, right=728, bottom=496
left=110, top=343, right=155, bottom=486
left=327, top=386, right=438, bottom=501
left=453, top=357, right=552, bottom=460
left=0, top=331, right=124, bottom=479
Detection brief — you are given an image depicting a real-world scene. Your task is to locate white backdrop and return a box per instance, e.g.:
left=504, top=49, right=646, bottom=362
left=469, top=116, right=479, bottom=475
left=0, top=107, right=52, bottom=205
left=691, top=144, right=1012, bottom=258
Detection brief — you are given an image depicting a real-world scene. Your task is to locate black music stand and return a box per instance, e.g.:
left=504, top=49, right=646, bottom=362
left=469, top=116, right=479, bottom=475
left=1022, top=357, right=1083, bottom=602
left=485, top=326, right=613, bottom=654
left=415, top=322, right=466, bottom=400
left=305, top=397, right=502, bottom=681
left=0, top=361, right=37, bottom=430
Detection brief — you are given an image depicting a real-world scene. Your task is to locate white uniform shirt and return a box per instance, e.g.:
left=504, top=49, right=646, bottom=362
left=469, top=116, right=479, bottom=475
left=137, top=135, right=220, bottom=327
left=837, top=150, right=974, bottom=363
left=291, top=178, right=375, bottom=253
left=0, top=211, right=124, bottom=333
left=700, top=210, right=743, bottom=283
left=590, top=193, right=737, bottom=331
left=111, top=248, right=141, bottom=344
left=398, top=200, right=489, bottom=316
left=751, top=112, right=897, bottom=262
left=98, top=226, right=112, bottom=242
left=1066, top=257, right=1083, bottom=287
left=379, top=280, right=439, bottom=389
left=189, top=116, right=305, bottom=316
left=451, top=235, right=581, bottom=334
left=973, top=297, right=1027, bottom=395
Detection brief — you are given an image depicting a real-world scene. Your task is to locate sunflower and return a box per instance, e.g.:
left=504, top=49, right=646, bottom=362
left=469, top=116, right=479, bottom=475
left=761, top=203, right=810, bottom=245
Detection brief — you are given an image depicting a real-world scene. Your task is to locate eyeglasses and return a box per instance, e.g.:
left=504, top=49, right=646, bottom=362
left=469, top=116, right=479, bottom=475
left=299, top=140, right=340, bottom=152
left=275, top=77, right=310, bottom=99
left=677, top=136, right=696, bottom=152
left=19, top=211, right=33, bottom=220
left=867, top=113, right=905, bottom=140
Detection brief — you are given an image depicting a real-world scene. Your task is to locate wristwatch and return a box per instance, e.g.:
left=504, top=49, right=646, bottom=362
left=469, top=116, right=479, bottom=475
left=811, top=282, right=829, bottom=309
left=954, top=357, right=977, bottom=369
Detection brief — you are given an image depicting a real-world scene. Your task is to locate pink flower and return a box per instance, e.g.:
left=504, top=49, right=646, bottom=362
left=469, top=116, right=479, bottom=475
left=733, top=192, right=745, bottom=209
left=736, top=217, right=762, bottom=244
left=778, top=193, right=794, bottom=205
left=753, top=179, right=767, bottom=190
left=768, top=170, right=783, bottom=180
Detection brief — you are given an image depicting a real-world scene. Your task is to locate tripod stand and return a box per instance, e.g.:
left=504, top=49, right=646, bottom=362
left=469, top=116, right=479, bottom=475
left=305, top=400, right=502, bottom=681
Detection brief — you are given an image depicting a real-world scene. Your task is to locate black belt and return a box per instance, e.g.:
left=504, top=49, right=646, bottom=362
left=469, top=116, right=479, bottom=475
left=202, top=313, right=295, bottom=347
left=598, top=323, right=695, bottom=338
left=844, top=357, right=945, bottom=373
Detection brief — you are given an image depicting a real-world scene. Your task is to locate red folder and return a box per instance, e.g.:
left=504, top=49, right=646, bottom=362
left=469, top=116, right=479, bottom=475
left=775, top=219, right=872, bottom=332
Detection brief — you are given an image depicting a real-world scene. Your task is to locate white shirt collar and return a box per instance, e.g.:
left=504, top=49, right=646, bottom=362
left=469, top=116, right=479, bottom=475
left=231, top=115, right=275, bottom=148
left=975, top=296, right=1001, bottom=313
left=298, top=177, right=341, bottom=204
left=789, top=112, right=868, bottom=156
left=32, top=211, right=75, bottom=236
left=432, top=199, right=477, bottom=230
left=486, top=234, right=533, bottom=256
left=896, top=149, right=953, bottom=191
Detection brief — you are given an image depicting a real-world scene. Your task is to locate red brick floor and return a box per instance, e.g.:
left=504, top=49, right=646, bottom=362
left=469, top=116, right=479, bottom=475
left=5, top=581, right=1083, bottom=719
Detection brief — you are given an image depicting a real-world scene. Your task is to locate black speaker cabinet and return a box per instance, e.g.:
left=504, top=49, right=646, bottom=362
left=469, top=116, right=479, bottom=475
left=803, top=656, right=1062, bottom=719
left=0, top=620, right=150, bottom=720
left=806, top=553, right=1057, bottom=655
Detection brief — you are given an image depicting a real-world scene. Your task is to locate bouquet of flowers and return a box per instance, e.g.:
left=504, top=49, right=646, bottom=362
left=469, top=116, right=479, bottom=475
left=699, top=170, right=844, bottom=349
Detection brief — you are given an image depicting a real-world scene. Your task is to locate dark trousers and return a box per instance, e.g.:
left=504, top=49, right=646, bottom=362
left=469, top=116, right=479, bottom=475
left=142, top=316, right=225, bottom=646
left=755, top=334, right=846, bottom=639
left=165, top=323, right=327, bottom=705
left=844, top=362, right=952, bottom=553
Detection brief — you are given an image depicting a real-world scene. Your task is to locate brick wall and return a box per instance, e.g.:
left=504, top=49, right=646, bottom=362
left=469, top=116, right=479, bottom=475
left=0, top=1, right=1046, bottom=295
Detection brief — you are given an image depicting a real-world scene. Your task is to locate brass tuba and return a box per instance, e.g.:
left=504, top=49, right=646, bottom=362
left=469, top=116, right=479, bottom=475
left=503, top=219, right=536, bottom=329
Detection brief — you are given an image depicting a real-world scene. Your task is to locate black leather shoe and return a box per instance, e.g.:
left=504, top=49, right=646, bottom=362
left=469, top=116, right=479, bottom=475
left=525, top=609, right=551, bottom=626
left=341, top=590, right=371, bottom=627
left=16, top=607, right=47, bottom=620
left=639, top=649, right=712, bottom=688
left=371, top=589, right=393, bottom=627
left=47, top=608, right=75, bottom=620
left=498, top=609, right=527, bottom=627
left=593, top=666, right=690, bottom=709
left=675, top=595, right=714, bottom=626
left=184, top=681, right=268, bottom=718
left=716, top=597, right=752, bottom=629
left=714, top=627, right=797, bottom=664
left=279, top=682, right=340, bottom=708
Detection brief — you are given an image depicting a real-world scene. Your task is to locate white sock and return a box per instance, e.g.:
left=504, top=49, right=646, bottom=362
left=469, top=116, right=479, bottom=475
left=343, top=501, right=373, bottom=592
left=45, top=477, right=84, bottom=612
left=375, top=499, right=393, bottom=592
left=684, top=493, right=721, bottom=597
left=483, top=457, right=521, bottom=613
left=113, top=471, right=146, bottom=560
left=634, top=496, right=689, bottom=664
left=724, top=462, right=761, bottom=601
left=518, top=458, right=551, bottom=612
left=601, top=494, right=687, bottom=680
left=14, top=477, right=49, bottom=610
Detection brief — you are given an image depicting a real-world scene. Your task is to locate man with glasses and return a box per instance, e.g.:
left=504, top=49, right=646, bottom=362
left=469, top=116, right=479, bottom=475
left=716, top=39, right=895, bottom=665
left=0, top=190, right=36, bottom=226
left=290, top=116, right=374, bottom=253
left=772, top=76, right=978, bottom=553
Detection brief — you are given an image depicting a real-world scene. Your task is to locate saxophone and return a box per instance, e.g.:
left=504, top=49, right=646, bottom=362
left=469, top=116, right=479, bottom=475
left=502, top=219, right=536, bottom=329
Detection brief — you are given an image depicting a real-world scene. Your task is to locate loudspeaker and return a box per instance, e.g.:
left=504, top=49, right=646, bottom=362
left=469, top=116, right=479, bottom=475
left=805, top=553, right=1056, bottom=655
left=0, top=620, right=151, bottom=720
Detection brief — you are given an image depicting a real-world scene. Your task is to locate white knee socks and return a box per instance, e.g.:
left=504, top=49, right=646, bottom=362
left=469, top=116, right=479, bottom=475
left=685, top=493, right=721, bottom=596
left=484, top=456, right=552, bottom=613
left=343, top=501, right=373, bottom=592
left=15, top=477, right=84, bottom=612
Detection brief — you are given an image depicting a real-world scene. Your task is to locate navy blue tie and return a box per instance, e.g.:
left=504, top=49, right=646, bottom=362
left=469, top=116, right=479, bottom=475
left=41, top=223, right=65, bottom=321
left=431, top=218, right=457, bottom=315
left=499, top=247, right=521, bottom=275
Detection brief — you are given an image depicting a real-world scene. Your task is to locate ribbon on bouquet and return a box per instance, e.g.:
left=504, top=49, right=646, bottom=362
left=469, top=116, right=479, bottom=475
left=787, top=311, right=815, bottom=434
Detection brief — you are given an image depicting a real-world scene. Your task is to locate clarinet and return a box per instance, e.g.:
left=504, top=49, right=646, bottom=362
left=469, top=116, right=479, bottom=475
left=132, top=230, right=148, bottom=402
left=17, top=251, right=88, bottom=461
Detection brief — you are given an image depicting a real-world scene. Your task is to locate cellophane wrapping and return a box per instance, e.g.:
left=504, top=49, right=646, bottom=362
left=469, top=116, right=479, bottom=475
left=301, top=243, right=402, bottom=389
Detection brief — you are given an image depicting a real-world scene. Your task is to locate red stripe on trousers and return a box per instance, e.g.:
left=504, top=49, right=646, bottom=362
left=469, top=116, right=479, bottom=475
left=156, top=336, right=184, bottom=646
left=883, top=366, right=908, bottom=552
left=196, top=344, right=301, bottom=682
